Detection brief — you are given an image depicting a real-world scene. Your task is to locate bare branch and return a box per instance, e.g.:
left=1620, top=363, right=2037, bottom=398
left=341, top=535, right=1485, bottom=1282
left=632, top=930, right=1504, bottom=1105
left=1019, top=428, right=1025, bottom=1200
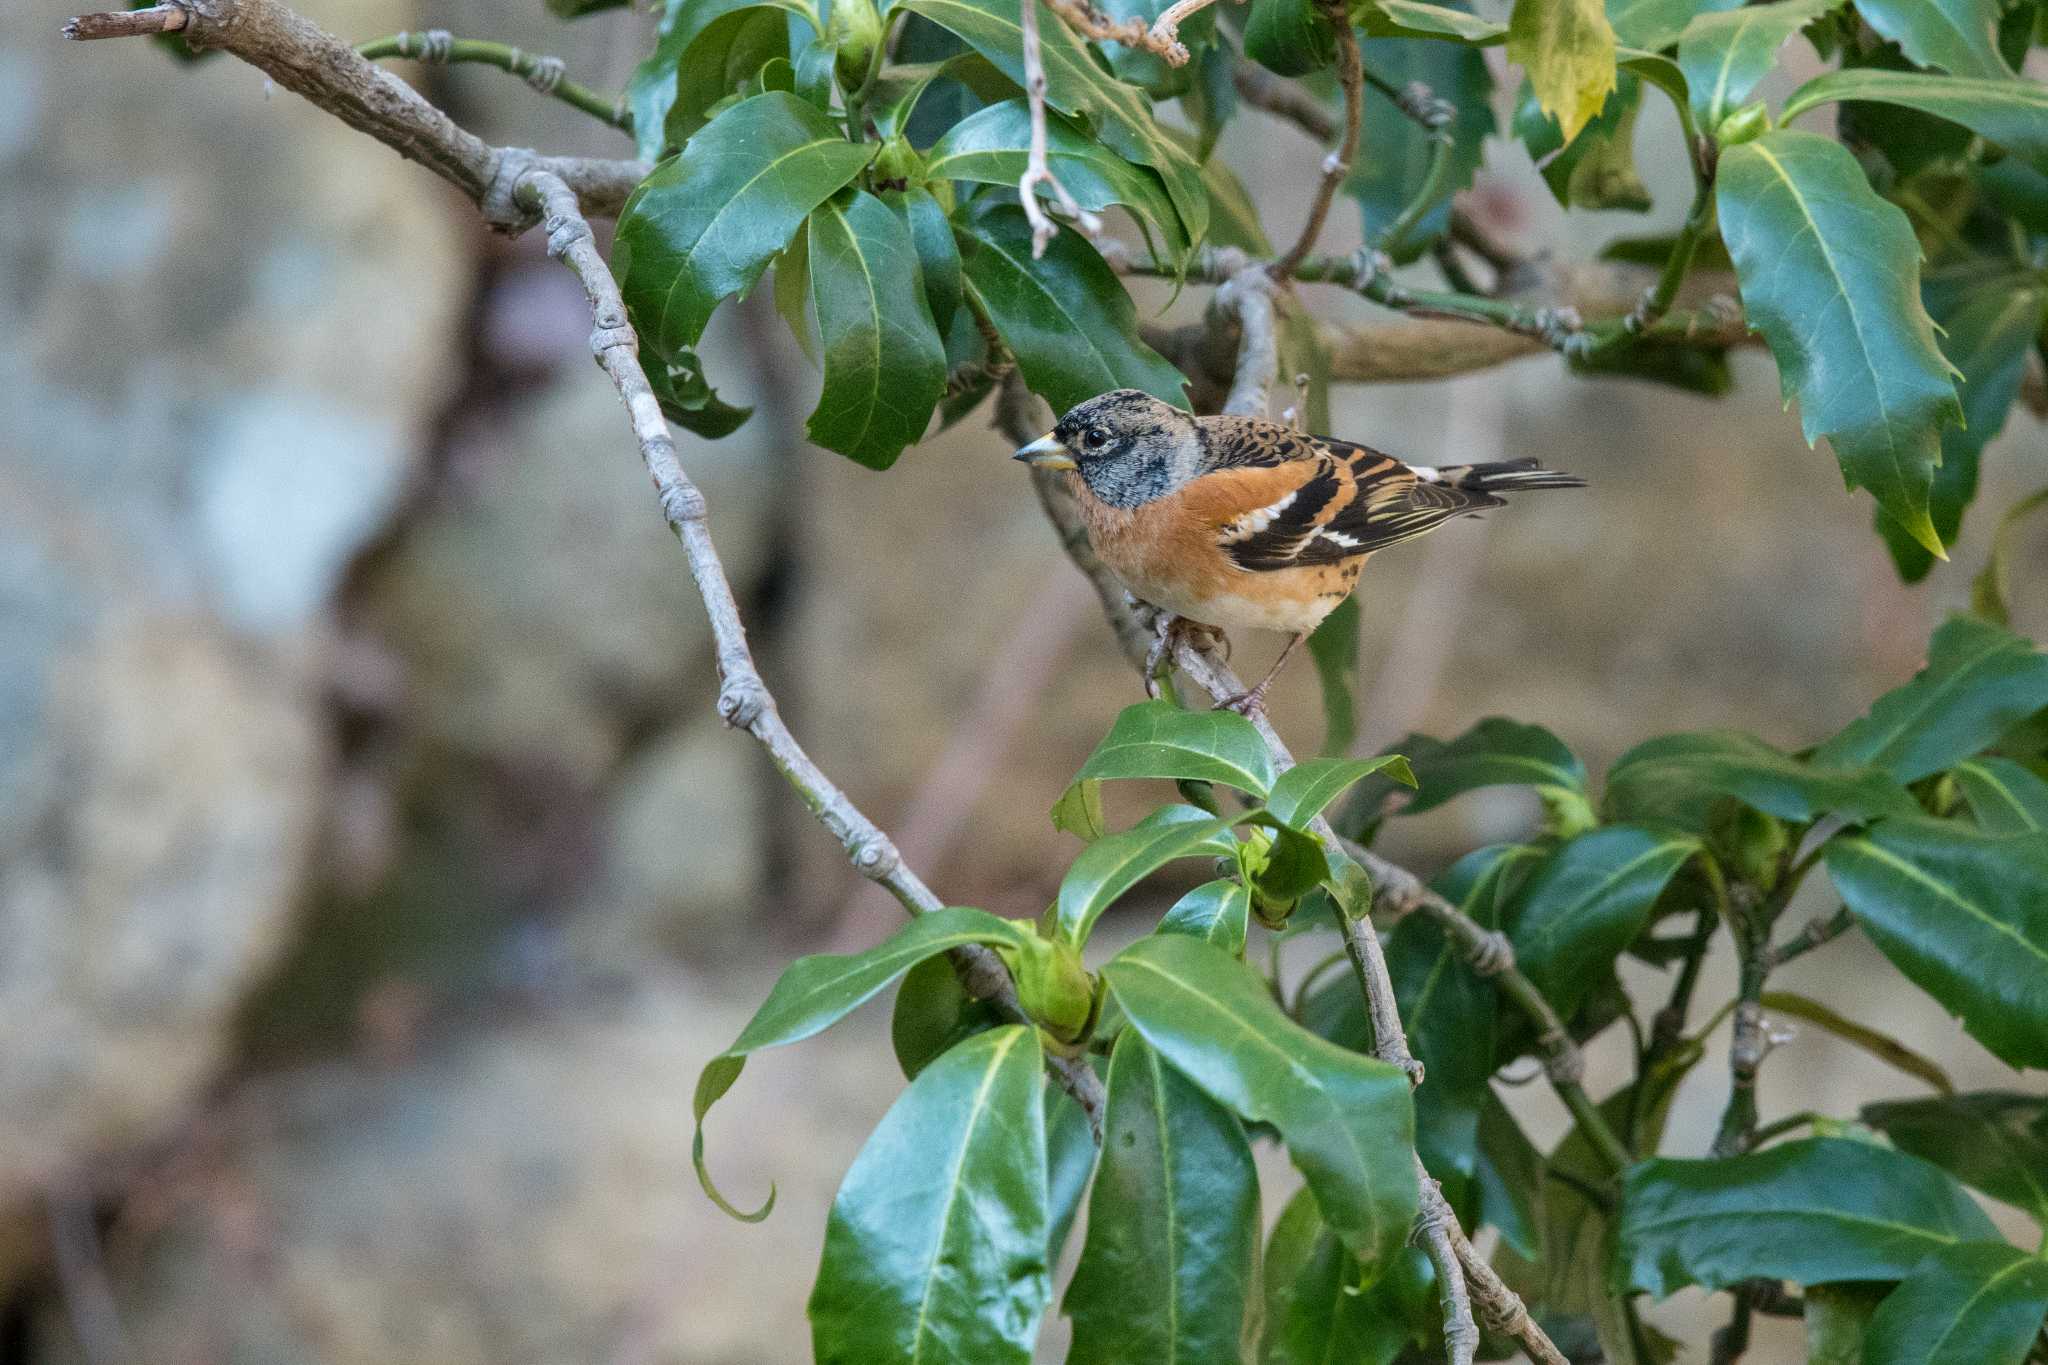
left=1446, top=1209, right=1571, bottom=1365
left=1231, top=57, right=1338, bottom=142
left=516, top=168, right=1105, bottom=1132
left=1271, top=2, right=1361, bottom=280
left=64, top=3, right=185, bottom=39
left=1044, top=0, right=1188, bottom=62
left=1018, top=0, right=1101, bottom=257
left=358, top=29, right=630, bottom=133
left=1213, top=267, right=1280, bottom=419
left=1146, top=0, right=1225, bottom=65
left=1414, top=1175, right=1480, bottom=1365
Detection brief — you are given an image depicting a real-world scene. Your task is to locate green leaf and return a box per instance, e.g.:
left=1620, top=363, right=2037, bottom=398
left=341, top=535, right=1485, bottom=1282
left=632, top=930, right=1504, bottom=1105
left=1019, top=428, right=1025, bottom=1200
left=616, top=93, right=875, bottom=359
left=888, top=187, right=965, bottom=349
left=1267, top=755, right=1417, bottom=830
left=1508, top=0, right=1620, bottom=143
left=629, top=0, right=821, bottom=159
left=1306, top=596, right=1358, bottom=755
left=869, top=53, right=1018, bottom=139
left=1825, top=817, right=2048, bottom=1070
left=1615, top=1136, right=2001, bottom=1297
left=1158, top=877, right=1252, bottom=954
left=804, top=190, right=948, bottom=469
left=1073, top=699, right=1277, bottom=796
left=1785, top=71, right=2048, bottom=170
left=1715, top=129, right=1962, bottom=554
left=1350, top=34, right=1497, bottom=259
left=1974, top=487, right=2048, bottom=627
left=1055, top=804, right=1239, bottom=946
left=642, top=346, right=755, bottom=437
left=694, top=906, right=1031, bottom=1216
left=1246, top=0, right=1337, bottom=76
left=1862, top=1091, right=2048, bottom=1224
left=1605, top=0, right=1741, bottom=51
left=1808, top=1285, right=1885, bottom=1365
left=1815, top=615, right=2048, bottom=783
left=1605, top=729, right=1919, bottom=829
left=1850, top=0, right=2015, bottom=79
left=1475, top=1089, right=1544, bottom=1259
left=809, top=1026, right=1051, bottom=1363
left=1954, top=758, right=2048, bottom=835
left=1509, top=825, right=1699, bottom=1022
left=1045, top=1085, right=1099, bottom=1262
left=899, top=0, right=1208, bottom=243
left=1380, top=716, right=1591, bottom=816
left=891, top=952, right=1004, bottom=1078
left=1273, top=1238, right=1434, bottom=1365
left=1064, top=1031, right=1260, bottom=1364
left=1884, top=277, right=2048, bottom=579
left=1760, top=990, right=1957, bottom=1095
left=1050, top=777, right=1109, bottom=841
left=925, top=101, right=1191, bottom=267
left=1676, top=0, right=1839, bottom=128
left=957, top=205, right=1189, bottom=414
left=1357, top=0, right=1509, bottom=43
left=1516, top=70, right=1652, bottom=211
left=550, top=0, right=630, bottom=16
left=1391, top=844, right=1540, bottom=1097
left=1864, top=1241, right=2048, bottom=1365
left=1103, top=934, right=1420, bottom=1272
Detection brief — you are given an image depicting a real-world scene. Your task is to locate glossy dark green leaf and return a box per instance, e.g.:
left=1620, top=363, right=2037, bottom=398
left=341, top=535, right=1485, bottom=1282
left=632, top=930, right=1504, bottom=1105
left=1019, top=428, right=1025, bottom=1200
left=1509, top=825, right=1699, bottom=1021
left=891, top=952, right=1004, bottom=1078
left=888, top=187, right=965, bottom=348
left=1050, top=777, right=1109, bottom=841
left=1785, top=70, right=2048, bottom=170
left=1355, top=0, right=1509, bottom=42
left=1474, top=1089, right=1544, bottom=1259
left=696, top=906, right=1031, bottom=1216
left=1306, top=595, right=1358, bottom=755
left=1274, top=1237, right=1434, bottom=1365
left=1850, top=0, right=2014, bottom=78
left=869, top=52, right=1018, bottom=139
left=616, top=93, right=875, bottom=358
left=1158, top=877, right=1252, bottom=954
left=1676, top=0, right=1837, bottom=127
left=1246, top=0, right=1336, bottom=75
left=1073, top=699, right=1277, bottom=796
left=642, top=346, right=755, bottom=437
left=898, top=0, right=1208, bottom=242
left=1808, top=1283, right=1885, bottom=1365
left=1392, top=844, right=1540, bottom=1096
left=1267, top=755, right=1417, bottom=830
left=1606, top=0, right=1740, bottom=50
left=1862, top=1091, right=2048, bottom=1223
left=1605, top=729, right=1919, bottom=829
left=1259, top=1186, right=1323, bottom=1361
left=1716, top=129, right=1961, bottom=554
left=1864, top=1240, right=2048, bottom=1365
left=1516, top=71, right=1651, bottom=211
left=1616, top=1137, right=2001, bottom=1297
left=1827, top=818, right=2048, bottom=1069
left=804, top=190, right=947, bottom=469
left=1350, top=33, right=1496, bottom=258
left=957, top=206, right=1189, bottom=414
left=628, top=0, right=820, bottom=159
left=1953, top=758, right=2048, bottom=835
left=925, top=101, right=1190, bottom=267
left=1508, top=0, right=1620, bottom=143
left=1883, top=277, right=2048, bottom=579
left=1385, top=715, right=1591, bottom=816
left=810, top=1025, right=1050, bottom=1363
left=1055, top=804, right=1238, bottom=946
left=1065, top=1030, right=1259, bottom=1363
left=1045, top=1085, right=1099, bottom=1262
left=1816, top=615, right=2048, bottom=783
left=1104, top=934, right=1419, bottom=1272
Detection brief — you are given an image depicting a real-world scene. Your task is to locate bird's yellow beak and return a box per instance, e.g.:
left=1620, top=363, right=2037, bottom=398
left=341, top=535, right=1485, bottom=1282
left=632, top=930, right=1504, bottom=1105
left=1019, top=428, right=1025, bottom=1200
left=1013, top=432, right=1077, bottom=470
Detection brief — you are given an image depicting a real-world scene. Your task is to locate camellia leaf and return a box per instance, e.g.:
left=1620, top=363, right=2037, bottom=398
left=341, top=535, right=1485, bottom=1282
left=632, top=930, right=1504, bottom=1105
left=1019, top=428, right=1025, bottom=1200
left=804, top=190, right=947, bottom=469
left=1050, top=777, right=1109, bottom=841
left=616, top=92, right=875, bottom=359
left=1045, top=1086, right=1098, bottom=1262
left=1606, top=0, right=1741, bottom=50
left=1849, top=0, right=2015, bottom=79
left=1507, top=0, right=1619, bottom=143
left=890, top=953, right=1004, bottom=1079
left=1378, top=716, right=1592, bottom=818
left=642, top=346, right=755, bottom=437
left=1054, top=804, right=1239, bottom=946
left=1474, top=1089, right=1544, bottom=1260
left=887, top=187, right=965, bottom=350
left=1158, top=877, right=1252, bottom=954
left=1306, top=595, right=1359, bottom=755
left=1807, top=1284, right=1886, bottom=1365
left=1604, top=729, right=1919, bottom=829
left=924, top=100, right=1191, bottom=267
left=1953, top=758, right=2048, bottom=835
left=957, top=206, right=1189, bottom=414
left=626, top=0, right=821, bottom=160
left=1815, top=615, right=2048, bottom=783
left=1391, top=844, right=1542, bottom=1098
left=695, top=906, right=1031, bottom=1217
left=1715, top=129, right=1962, bottom=555
left=1509, top=824, right=1700, bottom=1022
left=898, top=0, right=1208, bottom=243
left=1615, top=1136, right=2000, bottom=1297
left=1103, top=934, right=1419, bottom=1273
left=1275, top=1238, right=1435, bottom=1365
left=1246, top=0, right=1337, bottom=76
left=1267, top=755, right=1417, bottom=830
left=869, top=52, right=1018, bottom=139
left=1072, top=699, right=1277, bottom=797
left=1350, top=33, right=1496, bottom=259
left=1825, top=817, right=2048, bottom=1070
left=1064, top=1030, right=1259, bottom=1364
left=1676, top=0, right=1839, bottom=128
left=809, top=1025, right=1051, bottom=1364
left=1862, top=1091, right=2048, bottom=1224
left=1863, top=1240, right=2048, bottom=1365
left=1356, top=0, right=1509, bottom=43
left=1784, top=70, right=2048, bottom=170
left=1516, top=70, right=1652, bottom=211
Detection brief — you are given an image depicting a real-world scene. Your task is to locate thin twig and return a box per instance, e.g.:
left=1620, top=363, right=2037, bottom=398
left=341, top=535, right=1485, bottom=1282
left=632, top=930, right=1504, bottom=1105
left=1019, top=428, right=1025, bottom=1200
left=1443, top=1196, right=1572, bottom=1365
left=63, top=3, right=185, bottom=38
left=1044, top=0, right=1185, bottom=61
left=357, top=30, right=629, bottom=132
left=1414, top=1175, right=1479, bottom=1365
left=513, top=167, right=1105, bottom=1134
left=1271, top=3, right=1361, bottom=280
left=1231, top=56, right=1339, bottom=141
left=1018, top=0, right=1100, bottom=258
left=1768, top=905, right=1854, bottom=968
left=1146, top=0, right=1223, bottom=64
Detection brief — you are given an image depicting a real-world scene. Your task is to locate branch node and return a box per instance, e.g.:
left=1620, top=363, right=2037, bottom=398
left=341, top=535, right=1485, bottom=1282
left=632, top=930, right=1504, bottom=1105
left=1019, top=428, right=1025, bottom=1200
left=589, top=324, right=636, bottom=359
left=852, top=836, right=903, bottom=880
left=484, top=148, right=545, bottom=231
left=544, top=208, right=595, bottom=259
left=63, top=3, right=188, bottom=40
left=524, top=54, right=566, bottom=94
left=399, top=27, right=453, bottom=62
left=1466, top=929, right=1515, bottom=976
left=659, top=477, right=708, bottom=528
left=716, top=678, right=771, bottom=730
left=1540, top=1032, right=1586, bottom=1087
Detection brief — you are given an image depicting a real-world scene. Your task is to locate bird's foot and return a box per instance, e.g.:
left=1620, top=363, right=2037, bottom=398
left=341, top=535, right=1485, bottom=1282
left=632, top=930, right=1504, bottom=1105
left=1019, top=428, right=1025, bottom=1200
left=1217, top=682, right=1272, bottom=718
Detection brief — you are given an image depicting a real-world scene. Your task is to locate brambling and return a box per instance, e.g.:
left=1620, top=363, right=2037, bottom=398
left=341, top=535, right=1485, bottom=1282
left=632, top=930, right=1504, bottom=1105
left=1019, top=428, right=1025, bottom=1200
left=1015, top=389, right=1585, bottom=714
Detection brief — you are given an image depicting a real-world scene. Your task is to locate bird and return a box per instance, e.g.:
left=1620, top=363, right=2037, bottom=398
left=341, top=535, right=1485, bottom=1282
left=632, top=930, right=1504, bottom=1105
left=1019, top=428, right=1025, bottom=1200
left=1014, top=389, right=1585, bottom=715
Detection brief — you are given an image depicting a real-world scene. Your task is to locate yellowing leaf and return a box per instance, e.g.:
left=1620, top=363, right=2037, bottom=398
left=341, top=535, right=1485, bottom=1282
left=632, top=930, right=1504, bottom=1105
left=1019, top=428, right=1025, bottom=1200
left=1507, top=0, right=1618, bottom=143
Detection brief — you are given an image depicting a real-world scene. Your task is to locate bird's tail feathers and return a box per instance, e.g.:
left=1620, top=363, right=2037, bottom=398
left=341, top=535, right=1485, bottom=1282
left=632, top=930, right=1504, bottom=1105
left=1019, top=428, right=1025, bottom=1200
left=1420, top=458, right=1586, bottom=493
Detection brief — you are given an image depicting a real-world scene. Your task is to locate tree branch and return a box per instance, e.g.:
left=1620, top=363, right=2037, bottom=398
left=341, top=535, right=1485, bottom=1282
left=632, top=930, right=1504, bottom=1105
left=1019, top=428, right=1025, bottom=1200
left=511, top=168, right=1104, bottom=1132
left=65, top=0, right=646, bottom=223
left=63, top=3, right=185, bottom=38
left=1018, top=0, right=1100, bottom=257
left=358, top=29, right=630, bottom=133
left=1413, top=1175, right=1480, bottom=1365
left=1043, top=0, right=1188, bottom=62
left=1271, top=2, right=1361, bottom=280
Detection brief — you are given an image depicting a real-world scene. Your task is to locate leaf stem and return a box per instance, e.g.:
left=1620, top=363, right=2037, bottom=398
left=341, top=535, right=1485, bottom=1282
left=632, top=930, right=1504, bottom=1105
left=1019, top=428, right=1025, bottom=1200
left=1768, top=904, right=1854, bottom=968
left=357, top=30, right=629, bottom=132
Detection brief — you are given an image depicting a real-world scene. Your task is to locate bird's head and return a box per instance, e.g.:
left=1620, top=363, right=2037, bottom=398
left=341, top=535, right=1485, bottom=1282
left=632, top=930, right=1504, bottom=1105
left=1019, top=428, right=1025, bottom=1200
left=1013, top=389, right=1201, bottom=509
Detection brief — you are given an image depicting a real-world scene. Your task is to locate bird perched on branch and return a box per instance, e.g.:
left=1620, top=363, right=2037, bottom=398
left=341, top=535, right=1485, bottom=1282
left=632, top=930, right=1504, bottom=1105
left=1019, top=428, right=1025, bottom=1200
left=1015, top=389, right=1584, bottom=714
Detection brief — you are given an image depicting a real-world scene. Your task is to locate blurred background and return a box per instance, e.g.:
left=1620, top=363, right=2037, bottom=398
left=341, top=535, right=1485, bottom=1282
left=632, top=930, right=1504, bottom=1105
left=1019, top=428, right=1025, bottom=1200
left=2, top=0, right=2044, bottom=1359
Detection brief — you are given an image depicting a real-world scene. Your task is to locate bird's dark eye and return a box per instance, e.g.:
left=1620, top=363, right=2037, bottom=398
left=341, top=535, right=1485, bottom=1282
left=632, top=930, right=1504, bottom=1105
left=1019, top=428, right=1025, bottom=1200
left=1083, top=428, right=1107, bottom=450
